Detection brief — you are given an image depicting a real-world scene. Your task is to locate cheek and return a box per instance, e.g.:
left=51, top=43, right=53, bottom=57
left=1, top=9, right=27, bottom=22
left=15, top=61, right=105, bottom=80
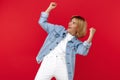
left=71, top=27, right=77, bottom=32
left=73, top=25, right=78, bottom=30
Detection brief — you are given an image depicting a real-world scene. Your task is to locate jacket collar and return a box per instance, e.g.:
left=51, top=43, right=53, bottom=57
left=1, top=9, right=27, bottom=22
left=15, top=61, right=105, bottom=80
left=62, top=30, right=77, bottom=43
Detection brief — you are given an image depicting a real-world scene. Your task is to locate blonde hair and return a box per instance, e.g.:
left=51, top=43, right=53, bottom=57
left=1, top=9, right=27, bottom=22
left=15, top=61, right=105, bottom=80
left=71, top=16, right=87, bottom=38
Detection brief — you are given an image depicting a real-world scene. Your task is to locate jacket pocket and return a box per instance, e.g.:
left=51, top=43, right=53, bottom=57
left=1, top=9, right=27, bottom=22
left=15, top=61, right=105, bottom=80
left=49, top=32, right=56, bottom=41
left=49, top=30, right=60, bottom=42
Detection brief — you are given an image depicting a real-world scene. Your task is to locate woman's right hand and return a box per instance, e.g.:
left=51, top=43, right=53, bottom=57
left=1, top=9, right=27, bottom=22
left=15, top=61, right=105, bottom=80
left=48, top=2, right=57, bottom=10
left=45, top=2, right=57, bottom=13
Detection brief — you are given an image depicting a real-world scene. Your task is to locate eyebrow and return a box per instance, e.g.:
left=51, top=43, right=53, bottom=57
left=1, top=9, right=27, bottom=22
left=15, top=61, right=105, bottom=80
left=73, top=21, right=76, bottom=24
left=71, top=19, right=77, bottom=24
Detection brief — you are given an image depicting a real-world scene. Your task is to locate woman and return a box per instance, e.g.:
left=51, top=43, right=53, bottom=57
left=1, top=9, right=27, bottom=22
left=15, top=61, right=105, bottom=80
left=35, top=2, right=96, bottom=80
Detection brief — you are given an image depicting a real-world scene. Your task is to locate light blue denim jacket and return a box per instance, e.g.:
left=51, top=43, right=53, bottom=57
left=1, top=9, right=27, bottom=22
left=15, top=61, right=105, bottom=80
left=36, top=12, right=92, bottom=80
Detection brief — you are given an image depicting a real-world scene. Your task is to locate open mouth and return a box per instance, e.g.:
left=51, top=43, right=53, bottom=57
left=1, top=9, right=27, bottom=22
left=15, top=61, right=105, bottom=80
left=68, top=26, right=71, bottom=29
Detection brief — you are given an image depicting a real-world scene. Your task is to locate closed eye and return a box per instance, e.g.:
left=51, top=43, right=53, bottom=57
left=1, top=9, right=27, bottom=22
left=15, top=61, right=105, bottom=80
left=73, top=22, right=76, bottom=24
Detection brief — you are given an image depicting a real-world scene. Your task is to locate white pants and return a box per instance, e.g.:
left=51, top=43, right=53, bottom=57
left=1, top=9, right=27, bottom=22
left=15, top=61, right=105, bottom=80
left=34, top=53, right=69, bottom=80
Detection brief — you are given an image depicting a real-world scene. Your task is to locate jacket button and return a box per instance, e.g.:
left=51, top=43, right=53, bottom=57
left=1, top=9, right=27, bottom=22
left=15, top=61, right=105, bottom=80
left=56, top=42, right=59, bottom=44
left=55, top=34, right=60, bottom=38
left=67, top=62, right=70, bottom=64
left=68, top=72, right=71, bottom=74
left=67, top=53, right=70, bottom=55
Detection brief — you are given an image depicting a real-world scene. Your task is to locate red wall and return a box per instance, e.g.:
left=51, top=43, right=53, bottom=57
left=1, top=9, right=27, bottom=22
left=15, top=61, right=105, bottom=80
left=0, top=0, right=120, bottom=80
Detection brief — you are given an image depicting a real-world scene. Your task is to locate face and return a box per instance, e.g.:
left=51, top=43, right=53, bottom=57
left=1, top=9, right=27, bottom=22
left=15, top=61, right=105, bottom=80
left=67, top=18, right=79, bottom=35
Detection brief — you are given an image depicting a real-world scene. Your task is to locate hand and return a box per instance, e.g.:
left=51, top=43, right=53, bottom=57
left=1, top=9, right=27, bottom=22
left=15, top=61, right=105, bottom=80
left=48, top=2, right=57, bottom=10
left=86, top=27, right=96, bottom=43
left=45, top=2, right=57, bottom=13
left=90, top=27, right=96, bottom=35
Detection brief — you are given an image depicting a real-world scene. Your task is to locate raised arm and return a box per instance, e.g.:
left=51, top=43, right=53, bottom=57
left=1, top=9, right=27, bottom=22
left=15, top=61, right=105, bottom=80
left=38, top=2, right=62, bottom=33
left=76, top=27, right=96, bottom=56
left=45, top=2, right=57, bottom=14
left=86, top=27, right=96, bottom=43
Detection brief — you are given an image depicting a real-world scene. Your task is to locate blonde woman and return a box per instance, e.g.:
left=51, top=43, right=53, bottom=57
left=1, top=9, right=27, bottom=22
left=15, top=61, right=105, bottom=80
left=35, top=2, right=96, bottom=80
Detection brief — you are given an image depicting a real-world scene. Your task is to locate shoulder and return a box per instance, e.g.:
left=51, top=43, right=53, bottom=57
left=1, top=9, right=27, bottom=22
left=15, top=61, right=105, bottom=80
left=74, top=38, right=83, bottom=47
left=54, top=24, right=65, bottom=32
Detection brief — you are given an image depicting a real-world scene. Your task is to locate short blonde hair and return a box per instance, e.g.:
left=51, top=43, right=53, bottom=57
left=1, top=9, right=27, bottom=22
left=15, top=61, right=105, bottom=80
left=71, top=16, right=87, bottom=38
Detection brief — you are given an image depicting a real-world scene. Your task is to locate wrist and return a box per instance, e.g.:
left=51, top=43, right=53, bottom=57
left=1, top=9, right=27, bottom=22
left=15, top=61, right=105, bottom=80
left=90, top=32, right=95, bottom=37
left=89, top=34, right=94, bottom=39
left=48, top=7, right=53, bottom=11
left=87, top=34, right=94, bottom=43
left=45, top=8, right=51, bottom=13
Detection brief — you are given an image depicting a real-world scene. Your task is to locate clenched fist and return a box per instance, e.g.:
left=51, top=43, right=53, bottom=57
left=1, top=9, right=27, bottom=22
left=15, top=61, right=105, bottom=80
left=90, top=27, right=96, bottom=35
left=45, top=2, right=57, bottom=13
left=48, top=2, right=57, bottom=10
left=86, top=27, right=96, bottom=43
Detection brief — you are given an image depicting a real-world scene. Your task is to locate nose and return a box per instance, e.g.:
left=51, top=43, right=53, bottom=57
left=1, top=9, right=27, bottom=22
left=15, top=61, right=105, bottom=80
left=68, top=22, right=71, bottom=26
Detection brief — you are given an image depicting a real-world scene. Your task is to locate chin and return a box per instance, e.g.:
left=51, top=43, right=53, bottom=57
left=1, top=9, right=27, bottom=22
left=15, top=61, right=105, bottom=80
left=67, top=30, right=73, bottom=34
left=67, top=29, right=70, bottom=32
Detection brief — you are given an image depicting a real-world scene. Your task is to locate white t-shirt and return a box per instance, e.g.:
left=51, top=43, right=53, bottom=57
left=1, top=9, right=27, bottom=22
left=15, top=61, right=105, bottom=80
left=48, top=32, right=74, bottom=57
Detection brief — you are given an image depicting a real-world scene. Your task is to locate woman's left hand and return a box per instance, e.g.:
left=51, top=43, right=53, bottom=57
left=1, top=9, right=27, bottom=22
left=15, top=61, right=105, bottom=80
left=90, top=27, right=96, bottom=35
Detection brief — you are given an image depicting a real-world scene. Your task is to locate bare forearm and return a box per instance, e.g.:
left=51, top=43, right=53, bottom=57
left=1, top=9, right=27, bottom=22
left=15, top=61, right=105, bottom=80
left=45, top=7, right=52, bottom=14
left=86, top=27, right=96, bottom=43
left=45, top=2, right=57, bottom=14
left=86, top=34, right=94, bottom=43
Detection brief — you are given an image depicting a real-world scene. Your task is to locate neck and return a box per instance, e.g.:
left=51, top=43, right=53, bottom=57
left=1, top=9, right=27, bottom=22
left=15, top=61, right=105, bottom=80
left=67, top=30, right=76, bottom=36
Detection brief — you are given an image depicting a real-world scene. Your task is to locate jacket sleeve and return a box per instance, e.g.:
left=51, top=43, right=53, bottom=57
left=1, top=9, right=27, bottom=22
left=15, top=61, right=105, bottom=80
left=76, top=41, right=92, bottom=56
left=38, top=12, right=63, bottom=33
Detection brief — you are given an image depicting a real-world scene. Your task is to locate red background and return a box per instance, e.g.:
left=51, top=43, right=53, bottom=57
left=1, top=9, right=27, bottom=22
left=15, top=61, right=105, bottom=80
left=0, top=0, right=120, bottom=80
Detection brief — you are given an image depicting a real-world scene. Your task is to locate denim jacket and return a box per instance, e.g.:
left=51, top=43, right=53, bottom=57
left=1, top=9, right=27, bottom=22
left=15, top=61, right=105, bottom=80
left=36, top=12, right=92, bottom=80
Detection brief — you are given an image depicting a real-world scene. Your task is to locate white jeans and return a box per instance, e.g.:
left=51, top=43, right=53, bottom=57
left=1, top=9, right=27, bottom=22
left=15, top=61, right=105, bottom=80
left=34, top=52, right=69, bottom=80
